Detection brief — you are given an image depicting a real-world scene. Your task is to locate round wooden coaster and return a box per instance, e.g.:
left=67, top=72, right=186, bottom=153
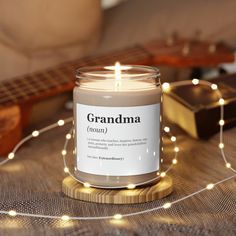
left=62, top=176, right=173, bottom=204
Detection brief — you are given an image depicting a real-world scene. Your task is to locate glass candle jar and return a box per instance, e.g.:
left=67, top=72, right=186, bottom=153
left=73, top=64, right=162, bottom=188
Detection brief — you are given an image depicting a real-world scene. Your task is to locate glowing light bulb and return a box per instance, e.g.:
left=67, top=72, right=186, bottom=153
left=32, top=130, right=39, bottom=137
left=162, top=82, right=170, bottom=92
left=58, top=120, right=65, bottom=126
left=61, top=150, right=67, bottom=155
left=206, top=183, right=214, bottom=190
left=66, top=134, right=72, bottom=140
left=163, top=202, right=172, bottom=209
left=219, top=120, right=225, bottom=126
left=219, top=98, right=225, bottom=105
left=8, top=210, right=17, bottom=216
left=127, top=184, right=136, bottom=189
left=172, top=159, right=177, bottom=164
left=61, top=215, right=70, bottom=221
left=226, top=163, right=231, bottom=168
left=164, top=126, right=170, bottom=133
left=171, top=136, right=176, bottom=142
left=114, top=62, right=122, bottom=90
left=174, top=147, right=179, bottom=152
left=113, top=214, right=122, bottom=220
left=64, top=167, right=69, bottom=173
left=192, top=78, right=199, bottom=85
left=160, top=172, right=166, bottom=177
left=211, top=84, right=218, bottom=90
left=8, top=152, right=15, bottom=160
left=83, top=182, right=91, bottom=188
left=219, top=143, right=224, bottom=149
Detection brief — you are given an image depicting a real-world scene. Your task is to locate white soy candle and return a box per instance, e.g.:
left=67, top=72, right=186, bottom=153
left=73, top=63, right=162, bottom=188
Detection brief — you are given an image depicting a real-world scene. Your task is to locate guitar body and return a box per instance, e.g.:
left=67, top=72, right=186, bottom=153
left=0, top=105, right=22, bottom=155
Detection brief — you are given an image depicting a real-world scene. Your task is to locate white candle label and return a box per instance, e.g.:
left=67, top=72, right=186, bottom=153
left=76, top=103, right=160, bottom=176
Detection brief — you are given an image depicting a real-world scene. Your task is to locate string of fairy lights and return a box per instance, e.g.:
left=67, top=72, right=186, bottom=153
left=0, top=79, right=235, bottom=222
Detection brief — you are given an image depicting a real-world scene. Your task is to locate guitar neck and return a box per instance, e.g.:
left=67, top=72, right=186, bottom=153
left=0, top=45, right=151, bottom=108
left=0, top=39, right=234, bottom=108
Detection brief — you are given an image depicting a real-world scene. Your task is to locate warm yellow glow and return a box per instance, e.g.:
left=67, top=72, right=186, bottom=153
left=192, top=78, right=199, bottom=85
left=83, top=182, right=91, bottom=188
left=219, top=143, right=224, bottom=149
left=172, top=159, right=177, bottom=164
left=58, top=120, right=65, bottom=126
left=8, top=152, right=15, bottom=160
left=32, top=131, right=39, bottom=137
left=226, top=163, right=231, bottom=168
left=209, top=44, right=216, bottom=53
left=163, top=202, right=172, bottom=209
left=115, top=62, right=121, bottom=81
left=211, top=84, right=218, bottom=90
left=104, top=64, right=131, bottom=71
left=109, top=218, right=127, bottom=226
left=1, top=163, right=24, bottom=172
left=206, top=183, right=214, bottom=190
left=61, top=150, right=67, bottom=155
left=219, top=98, right=225, bottom=105
left=64, top=167, right=69, bottom=173
left=0, top=218, right=24, bottom=229
left=127, top=184, right=136, bottom=189
left=171, top=136, right=176, bottom=142
left=113, top=62, right=122, bottom=90
left=66, top=134, right=72, bottom=140
left=219, top=120, right=225, bottom=126
left=162, top=82, right=170, bottom=92
left=160, top=172, right=166, bottom=177
left=164, top=126, right=170, bottom=133
left=113, top=214, right=122, bottom=220
left=8, top=210, right=17, bottom=216
left=61, top=215, right=70, bottom=221
left=182, top=45, right=190, bottom=55
left=174, top=147, right=179, bottom=152
left=55, top=220, right=75, bottom=228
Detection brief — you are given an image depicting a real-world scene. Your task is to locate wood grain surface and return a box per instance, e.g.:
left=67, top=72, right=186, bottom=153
left=62, top=175, right=173, bottom=204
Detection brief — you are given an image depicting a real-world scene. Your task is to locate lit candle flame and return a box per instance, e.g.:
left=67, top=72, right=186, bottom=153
left=115, top=62, right=121, bottom=81
left=104, top=62, right=132, bottom=90
left=114, top=62, right=121, bottom=90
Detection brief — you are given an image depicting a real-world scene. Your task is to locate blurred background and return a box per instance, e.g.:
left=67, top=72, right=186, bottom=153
left=1, top=0, right=236, bottom=81
left=0, top=0, right=236, bottom=153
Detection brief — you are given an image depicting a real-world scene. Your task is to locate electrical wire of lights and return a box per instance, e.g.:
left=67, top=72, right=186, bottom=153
left=0, top=79, right=235, bottom=221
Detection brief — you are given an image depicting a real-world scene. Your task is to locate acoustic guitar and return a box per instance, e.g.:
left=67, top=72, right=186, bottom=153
left=0, top=38, right=234, bottom=155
